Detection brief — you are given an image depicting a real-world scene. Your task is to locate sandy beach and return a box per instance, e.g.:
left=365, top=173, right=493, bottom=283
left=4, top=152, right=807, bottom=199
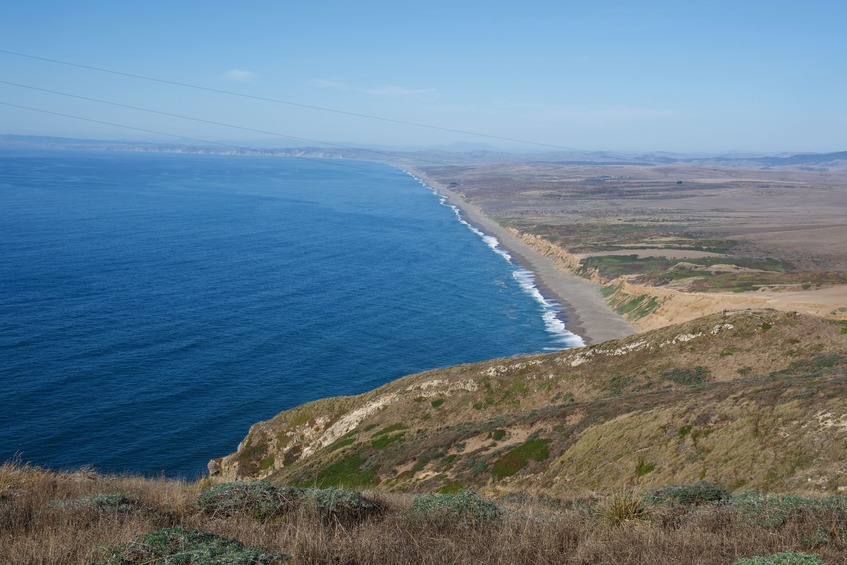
left=407, top=168, right=638, bottom=345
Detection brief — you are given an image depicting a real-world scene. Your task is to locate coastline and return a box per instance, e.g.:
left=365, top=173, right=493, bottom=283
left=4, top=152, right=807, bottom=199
left=404, top=167, right=637, bottom=345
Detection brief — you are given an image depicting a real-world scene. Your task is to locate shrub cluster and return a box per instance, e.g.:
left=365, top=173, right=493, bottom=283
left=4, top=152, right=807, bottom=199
left=196, top=481, right=384, bottom=525
left=645, top=481, right=728, bottom=506
left=195, top=481, right=302, bottom=520
left=95, top=526, right=289, bottom=564
left=411, top=490, right=500, bottom=523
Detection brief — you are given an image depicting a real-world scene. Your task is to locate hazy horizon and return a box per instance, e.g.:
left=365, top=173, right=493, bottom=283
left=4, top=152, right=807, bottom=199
left=2, top=1, right=845, bottom=154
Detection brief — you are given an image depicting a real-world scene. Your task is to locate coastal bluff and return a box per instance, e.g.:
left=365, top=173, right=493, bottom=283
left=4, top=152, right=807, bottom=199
left=212, top=310, right=847, bottom=497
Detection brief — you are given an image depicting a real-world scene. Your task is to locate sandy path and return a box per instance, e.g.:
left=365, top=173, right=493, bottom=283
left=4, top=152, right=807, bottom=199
left=408, top=169, right=637, bottom=345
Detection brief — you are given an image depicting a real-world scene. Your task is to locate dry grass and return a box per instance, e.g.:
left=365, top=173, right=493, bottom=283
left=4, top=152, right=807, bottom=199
left=3, top=460, right=846, bottom=564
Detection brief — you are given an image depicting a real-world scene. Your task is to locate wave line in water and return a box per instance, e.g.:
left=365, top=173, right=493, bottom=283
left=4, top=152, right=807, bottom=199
left=404, top=170, right=585, bottom=349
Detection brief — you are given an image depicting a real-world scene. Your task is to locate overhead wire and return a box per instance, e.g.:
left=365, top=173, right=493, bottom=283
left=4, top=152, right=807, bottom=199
left=0, top=79, right=464, bottom=168
left=0, top=48, right=577, bottom=152
left=0, top=101, right=383, bottom=172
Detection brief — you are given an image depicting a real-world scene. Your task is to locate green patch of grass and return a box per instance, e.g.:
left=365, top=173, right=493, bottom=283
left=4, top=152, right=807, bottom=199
left=662, top=366, right=711, bottom=385
left=720, top=347, right=737, bottom=357
left=94, top=526, right=288, bottom=564
left=235, top=436, right=270, bottom=473
left=326, top=436, right=356, bottom=452
left=607, top=375, right=634, bottom=395
left=600, top=285, right=619, bottom=298
left=635, top=457, right=655, bottom=477
left=259, top=455, right=275, bottom=470
left=430, top=398, right=444, bottom=409
left=372, top=423, right=409, bottom=437
left=498, top=380, right=530, bottom=404
left=372, top=433, right=405, bottom=449
left=314, top=453, right=377, bottom=488
left=491, top=439, right=552, bottom=479
left=436, top=481, right=465, bottom=494
left=288, top=410, right=313, bottom=427
left=677, top=425, right=693, bottom=439
left=491, top=429, right=506, bottom=441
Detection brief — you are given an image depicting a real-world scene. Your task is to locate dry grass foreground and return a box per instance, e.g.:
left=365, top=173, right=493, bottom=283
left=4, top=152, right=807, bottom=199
left=1, top=460, right=845, bottom=564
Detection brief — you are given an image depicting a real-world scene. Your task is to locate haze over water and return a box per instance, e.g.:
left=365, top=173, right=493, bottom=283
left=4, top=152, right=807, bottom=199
left=0, top=149, right=580, bottom=477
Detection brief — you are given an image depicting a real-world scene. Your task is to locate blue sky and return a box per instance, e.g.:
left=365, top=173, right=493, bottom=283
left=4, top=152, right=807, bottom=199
left=1, top=1, right=844, bottom=153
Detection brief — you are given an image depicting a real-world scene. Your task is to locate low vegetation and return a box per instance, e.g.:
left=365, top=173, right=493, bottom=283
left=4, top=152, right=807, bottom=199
left=4, top=461, right=847, bottom=564
left=218, top=311, right=847, bottom=499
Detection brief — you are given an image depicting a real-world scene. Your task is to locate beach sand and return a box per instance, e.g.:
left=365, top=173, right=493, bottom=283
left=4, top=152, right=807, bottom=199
left=408, top=169, right=638, bottom=345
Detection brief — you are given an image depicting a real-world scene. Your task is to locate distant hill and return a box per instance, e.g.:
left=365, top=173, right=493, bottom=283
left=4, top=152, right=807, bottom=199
left=212, top=310, right=847, bottom=497
left=3, top=135, right=845, bottom=170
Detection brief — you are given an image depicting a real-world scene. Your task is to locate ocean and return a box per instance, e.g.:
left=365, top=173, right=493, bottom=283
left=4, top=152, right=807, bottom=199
left=0, top=149, right=582, bottom=477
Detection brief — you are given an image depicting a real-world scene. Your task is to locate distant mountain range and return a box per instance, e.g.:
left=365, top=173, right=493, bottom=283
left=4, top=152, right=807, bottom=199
left=2, top=134, right=845, bottom=170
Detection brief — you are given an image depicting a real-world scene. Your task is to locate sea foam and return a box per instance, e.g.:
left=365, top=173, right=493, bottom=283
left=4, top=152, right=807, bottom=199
left=405, top=171, right=585, bottom=349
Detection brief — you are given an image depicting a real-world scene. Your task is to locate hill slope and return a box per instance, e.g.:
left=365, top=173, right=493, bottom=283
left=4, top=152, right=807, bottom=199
left=212, top=310, right=847, bottom=496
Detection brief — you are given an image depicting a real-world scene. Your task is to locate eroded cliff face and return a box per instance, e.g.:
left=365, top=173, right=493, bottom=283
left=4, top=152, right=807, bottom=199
left=211, top=311, right=847, bottom=497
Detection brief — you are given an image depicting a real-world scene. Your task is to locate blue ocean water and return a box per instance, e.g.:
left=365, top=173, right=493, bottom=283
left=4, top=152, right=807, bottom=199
left=0, top=149, right=581, bottom=477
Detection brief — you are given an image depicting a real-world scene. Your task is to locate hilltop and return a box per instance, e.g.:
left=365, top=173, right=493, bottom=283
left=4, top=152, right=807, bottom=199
left=212, top=310, right=847, bottom=498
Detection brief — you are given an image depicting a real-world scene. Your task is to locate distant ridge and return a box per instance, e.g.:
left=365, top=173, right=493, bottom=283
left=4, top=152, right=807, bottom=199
left=2, top=135, right=845, bottom=170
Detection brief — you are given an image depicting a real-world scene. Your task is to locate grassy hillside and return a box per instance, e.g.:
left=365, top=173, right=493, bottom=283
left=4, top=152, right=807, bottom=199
left=214, top=310, right=847, bottom=497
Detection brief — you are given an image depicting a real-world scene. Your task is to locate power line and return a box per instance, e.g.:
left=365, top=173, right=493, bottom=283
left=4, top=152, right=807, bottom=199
left=0, top=101, right=375, bottom=171
left=0, top=79, right=452, bottom=167
left=0, top=48, right=576, bottom=151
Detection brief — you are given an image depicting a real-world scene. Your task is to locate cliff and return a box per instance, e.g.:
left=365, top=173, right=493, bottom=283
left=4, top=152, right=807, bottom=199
left=212, top=310, right=847, bottom=497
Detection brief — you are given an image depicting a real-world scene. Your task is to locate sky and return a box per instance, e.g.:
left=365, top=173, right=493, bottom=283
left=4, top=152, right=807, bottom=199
left=0, top=0, right=845, bottom=153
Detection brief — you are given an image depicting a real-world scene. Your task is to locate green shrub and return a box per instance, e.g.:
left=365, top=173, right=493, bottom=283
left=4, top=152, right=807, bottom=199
left=733, top=551, right=824, bottom=564
left=302, top=487, right=384, bottom=524
left=411, top=490, right=500, bottom=523
left=195, top=481, right=302, bottom=520
left=431, top=398, right=444, bottom=408
left=645, top=481, right=727, bottom=506
left=53, top=493, right=139, bottom=514
left=94, top=526, right=288, bottom=564
left=728, top=491, right=847, bottom=528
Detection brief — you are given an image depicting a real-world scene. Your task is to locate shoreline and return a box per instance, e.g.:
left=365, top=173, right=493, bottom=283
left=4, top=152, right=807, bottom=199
left=404, top=168, right=637, bottom=345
